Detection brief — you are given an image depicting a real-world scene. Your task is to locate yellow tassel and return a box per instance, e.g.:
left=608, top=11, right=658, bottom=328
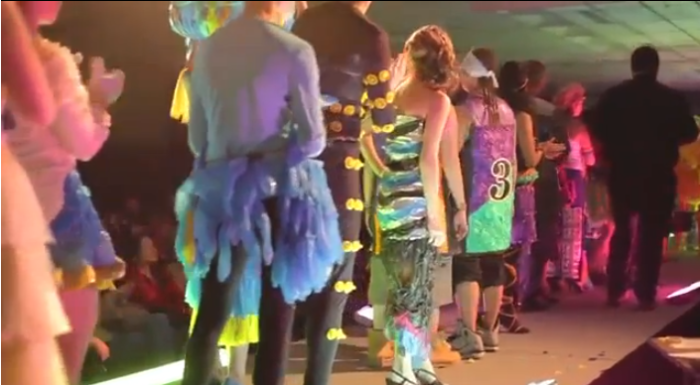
left=183, top=209, right=196, bottom=266
left=170, top=69, right=191, bottom=123
left=190, top=310, right=259, bottom=346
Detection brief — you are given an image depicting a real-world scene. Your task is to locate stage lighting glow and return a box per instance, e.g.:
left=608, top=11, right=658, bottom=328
left=527, top=380, right=557, bottom=385
left=91, top=349, right=229, bottom=385
left=666, top=281, right=700, bottom=299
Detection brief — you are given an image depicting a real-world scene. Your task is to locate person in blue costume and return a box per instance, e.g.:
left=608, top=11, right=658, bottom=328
left=168, top=2, right=310, bottom=384
left=171, top=2, right=343, bottom=385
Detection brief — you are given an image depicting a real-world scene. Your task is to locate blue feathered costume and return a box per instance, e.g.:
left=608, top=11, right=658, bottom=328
left=169, top=1, right=342, bottom=347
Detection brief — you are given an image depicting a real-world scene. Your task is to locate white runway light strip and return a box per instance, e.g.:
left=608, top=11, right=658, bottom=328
left=92, top=345, right=556, bottom=385
left=666, top=281, right=700, bottom=299
left=91, top=349, right=229, bottom=385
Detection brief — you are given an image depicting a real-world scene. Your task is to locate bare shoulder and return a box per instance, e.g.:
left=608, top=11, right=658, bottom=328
left=428, top=89, right=452, bottom=110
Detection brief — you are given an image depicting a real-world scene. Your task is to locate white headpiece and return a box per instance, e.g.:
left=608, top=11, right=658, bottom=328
left=460, top=49, right=499, bottom=89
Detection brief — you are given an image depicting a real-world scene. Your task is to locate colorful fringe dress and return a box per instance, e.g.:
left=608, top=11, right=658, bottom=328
left=169, top=0, right=330, bottom=347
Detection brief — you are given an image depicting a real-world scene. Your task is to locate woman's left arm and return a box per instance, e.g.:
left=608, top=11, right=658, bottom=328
left=579, top=128, right=596, bottom=167
left=49, top=49, right=110, bottom=161
left=440, top=107, right=466, bottom=211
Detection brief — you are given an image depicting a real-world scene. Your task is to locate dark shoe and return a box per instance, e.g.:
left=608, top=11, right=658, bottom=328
left=547, top=278, right=563, bottom=294
left=566, top=278, right=585, bottom=294
left=499, top=318, right=530, bottom=334
left=520, top=297, right=550, bottom=312
left=414, top=368, right=445, bottom=385
left=605, top=297, right=622, bottom=308
left=540, top=293, right=559, bottom=305
left=589, top=271, right=608, bottom=286
left=386, top=370, right=419, bottom=385
left=635, top=300, right=657, bottom=312
left=607, top=290, right=629, bottom=308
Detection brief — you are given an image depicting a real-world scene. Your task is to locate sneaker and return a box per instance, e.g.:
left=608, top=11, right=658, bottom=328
left=478, top=324, right=499, bottom=353
left=449, top=323, right=485, bottom=360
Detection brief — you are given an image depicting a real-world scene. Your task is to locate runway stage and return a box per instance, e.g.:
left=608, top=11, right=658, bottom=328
left=95, top=256, right=700, bottom=385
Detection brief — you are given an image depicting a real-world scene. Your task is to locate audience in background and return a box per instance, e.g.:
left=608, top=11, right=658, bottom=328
left=125, top=235, right=187, bottom=320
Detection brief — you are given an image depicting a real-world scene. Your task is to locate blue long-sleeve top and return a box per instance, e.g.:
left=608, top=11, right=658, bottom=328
left=188, top=16, right=326, bottom=162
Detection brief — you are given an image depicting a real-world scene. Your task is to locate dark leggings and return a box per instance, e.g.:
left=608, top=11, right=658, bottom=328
left=183, top=202, right=295, bottom=385
left=255, top=142, right=363, bottom=385
left=182, top=243, right=249, bottom=385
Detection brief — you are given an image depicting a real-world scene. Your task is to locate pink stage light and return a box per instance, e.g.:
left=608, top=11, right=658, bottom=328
left=666, top=281, right=700, bottom=299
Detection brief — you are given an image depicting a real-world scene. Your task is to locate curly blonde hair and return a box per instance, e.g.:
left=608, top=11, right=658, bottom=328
left=404, top=25, right=456, bottom=91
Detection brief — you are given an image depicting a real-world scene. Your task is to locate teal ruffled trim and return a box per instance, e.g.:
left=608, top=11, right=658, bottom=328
left=175, top=155, right=343, bottom=306
left=184, top=250, right=261, bottom=318
left=516, top=170, right=539, bottom=185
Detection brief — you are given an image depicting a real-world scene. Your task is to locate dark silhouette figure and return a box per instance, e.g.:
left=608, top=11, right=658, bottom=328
left=591, top=45, right=698, bottom=310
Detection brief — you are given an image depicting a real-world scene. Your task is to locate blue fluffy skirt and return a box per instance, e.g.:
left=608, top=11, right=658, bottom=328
left=175, top=155, right=343, bottom=315
left=50, top=171, right=116, bottom=270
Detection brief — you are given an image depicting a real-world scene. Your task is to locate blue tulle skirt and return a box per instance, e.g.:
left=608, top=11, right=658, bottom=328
left=49, top=171, right=117, bottom=270
left=175, top=155, right=343, bottom=320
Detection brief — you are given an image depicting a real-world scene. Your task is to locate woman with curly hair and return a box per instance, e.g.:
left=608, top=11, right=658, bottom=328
left=377, top=25, right=467, bottom=385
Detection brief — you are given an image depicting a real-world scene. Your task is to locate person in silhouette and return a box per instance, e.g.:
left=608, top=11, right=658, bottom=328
left=592, top=45, right=698, bottom=310
left=291, top=2, right=400, bottom=384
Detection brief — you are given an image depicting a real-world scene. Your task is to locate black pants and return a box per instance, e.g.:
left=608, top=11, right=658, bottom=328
left=527, top=172, right=563, bottom=299
left=258, top=142, right=363, bottom=385
left=607, top=175, right=675, bottom=303
left=181, top=239, right=251, bottom=385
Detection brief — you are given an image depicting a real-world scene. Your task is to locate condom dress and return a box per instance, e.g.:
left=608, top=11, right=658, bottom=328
left=373, top=116, right=439, bottom=363
left=546, top=122, right=595, bottom=283
left=455, top=96, right=517, bottom=279
left=170, top=9, right=344, bottom=385
left=168, top=1, right=308, bottom=348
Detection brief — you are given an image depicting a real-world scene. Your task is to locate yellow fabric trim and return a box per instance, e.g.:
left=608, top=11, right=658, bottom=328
left=373, top=214, right=382, bottom=254
left=55, top=266, right=96, bottom=290
left=333, top=280, right=356, bottom=294
left=326, top=328, right=347, bottom=340
left=189, top=310, right=259, bottom=347
left=183, top=208, right=196, bottom=266
left=170, top=69, right=191, bottom=123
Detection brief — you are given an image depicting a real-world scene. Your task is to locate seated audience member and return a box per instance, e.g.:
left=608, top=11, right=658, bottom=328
left=99, top=287, right=178, bottom=365
left=126, top=235, right=188, bottom=317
